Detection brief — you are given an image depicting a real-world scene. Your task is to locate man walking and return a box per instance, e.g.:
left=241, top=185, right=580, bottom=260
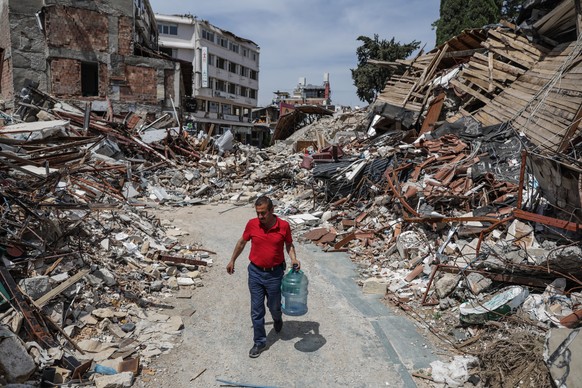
left=226, top=196, right=300, bottom=358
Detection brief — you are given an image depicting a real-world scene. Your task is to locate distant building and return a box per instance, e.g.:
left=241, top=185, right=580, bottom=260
left=274, top=74, right=332, bottom=109
left=0, top=0, right=182, bottom=115
left=155, top=13, right=260, bottom=142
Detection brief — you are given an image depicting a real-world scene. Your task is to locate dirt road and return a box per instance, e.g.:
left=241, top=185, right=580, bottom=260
left=137, top=203, right=439, bottom=387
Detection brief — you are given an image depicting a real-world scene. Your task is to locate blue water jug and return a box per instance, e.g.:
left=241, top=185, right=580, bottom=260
left=281, top=264, right=308, bottom=316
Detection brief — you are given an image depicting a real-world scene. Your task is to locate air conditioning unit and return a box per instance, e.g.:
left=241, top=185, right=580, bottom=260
left=214, top=91, right=227, bottom=98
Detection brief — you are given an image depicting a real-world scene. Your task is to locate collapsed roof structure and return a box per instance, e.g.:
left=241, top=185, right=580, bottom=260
left=372, top=0, right=582, bottom=223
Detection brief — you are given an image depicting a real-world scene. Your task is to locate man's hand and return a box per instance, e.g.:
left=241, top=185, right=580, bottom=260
left=226, top=260, right=235, bottom=274
left=227, top=238, right=247, bottom=275
left=291, top=258, right=301, bottom=270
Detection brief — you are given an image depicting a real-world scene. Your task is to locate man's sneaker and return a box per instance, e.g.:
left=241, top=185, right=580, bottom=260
left=274, top=319, right=283, bottom=333
left=249, top=343, right=266, bottom=358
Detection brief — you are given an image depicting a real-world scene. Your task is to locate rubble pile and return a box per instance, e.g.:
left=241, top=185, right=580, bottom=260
left=3, top=1, right=582, bottom=386
left=0, top=98, right=222, bottom=386
left=230, top=7, right=582, bottom=387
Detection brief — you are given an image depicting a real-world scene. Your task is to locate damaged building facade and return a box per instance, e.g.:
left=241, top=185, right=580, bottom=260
left=155, top=13, right=260, bottom=143
left=274, top=74, right=332, bottom=111
left=0, top=0, right=182, bottom=116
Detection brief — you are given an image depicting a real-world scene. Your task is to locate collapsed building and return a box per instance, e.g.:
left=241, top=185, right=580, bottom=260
left=0, top=0, right=183, bottom=116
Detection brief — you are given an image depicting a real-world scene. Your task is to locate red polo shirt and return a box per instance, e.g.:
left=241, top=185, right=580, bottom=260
left=243, top=216, right=292, bottom=267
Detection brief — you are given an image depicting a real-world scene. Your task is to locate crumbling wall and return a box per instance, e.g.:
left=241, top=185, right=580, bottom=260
left=121, top=64, right=156, bottom=103
left=0, top=0, right=14, bottom=103
left=118, top=15, right=133, bottom=56
left=99, top=62, right=109, bottom=97
left=49, top=58, right=80, bottom=95
left=44, top=0, right=133, bottom=17
left=6, top=0, right=49, bottom=99
left=165, top=68, right=175, bottom=103
left=3, top=0, right=180, bottom=115
left=45, top=5, right=109, bottom=52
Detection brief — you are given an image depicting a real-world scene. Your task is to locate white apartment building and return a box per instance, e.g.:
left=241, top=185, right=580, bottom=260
left=155, top=13, right=259, bottom=139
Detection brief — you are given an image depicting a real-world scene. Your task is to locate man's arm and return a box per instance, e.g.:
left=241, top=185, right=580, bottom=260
left=227, top=237, right=247, bottom=274
left=286, top=242, right=300, bottom=269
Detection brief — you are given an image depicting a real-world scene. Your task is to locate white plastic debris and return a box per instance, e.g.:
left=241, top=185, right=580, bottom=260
left=430, top=355, right=479, bottom=387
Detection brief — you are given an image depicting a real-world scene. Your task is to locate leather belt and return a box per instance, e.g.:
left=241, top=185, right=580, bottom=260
left=250, top=261, right=284, bottom=272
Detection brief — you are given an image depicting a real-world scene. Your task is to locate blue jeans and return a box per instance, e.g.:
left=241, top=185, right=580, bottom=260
left=248, top=263, right=284, bottom=346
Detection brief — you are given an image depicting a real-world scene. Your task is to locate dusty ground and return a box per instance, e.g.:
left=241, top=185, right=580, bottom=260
left=134, top=203, right=445, bottom=388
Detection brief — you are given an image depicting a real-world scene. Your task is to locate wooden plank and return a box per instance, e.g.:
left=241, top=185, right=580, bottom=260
left=450, top=79, right=491, bottom=104
left=460, top=72, right=501, bottom=92
left=512, top=114, right=567, bottom=139
left=473, top=53, right=526, bottom=76
left=494, top=93, right=574, bottom=122
left=417, top=44, right=449, bottom=87
left=465, top=59, right=517, bottom=82
left=519, top=74, right=582, bottom=91
left=558, top=100, right=582, bottom=152
left=443, top=48, right=487, bottom=58
left=480, top=103, right=514, bottom=122
left=474, top=110, right=501, bottom=126
left=483, top=43, right=535, bottom=69
left=419, top=91, right=445, bottom=135
left=510, top=83, right=582, bottom=112
left=534, top=0, right=575, bottom=35
left=34, top=269, right=91, bottom=308
left=488, top=29, right=546, bottom=58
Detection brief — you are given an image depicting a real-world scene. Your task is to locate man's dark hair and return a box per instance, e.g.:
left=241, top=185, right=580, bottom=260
left=255, top=195, right=273, bottom=210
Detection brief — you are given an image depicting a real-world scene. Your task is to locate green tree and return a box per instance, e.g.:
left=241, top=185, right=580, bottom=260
left=433, top=0, right=520, bottom=46
left=433, top=0, right=465, bottom=47
left=351, top=35, right=420, bottom=104
left=464, top=0, right=501, bottom=30
left=501, top=0, right=522, bottom=21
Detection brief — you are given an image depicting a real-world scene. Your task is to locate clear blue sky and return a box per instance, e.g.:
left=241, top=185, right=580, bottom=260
left=149, top=0, right=440, bottom=108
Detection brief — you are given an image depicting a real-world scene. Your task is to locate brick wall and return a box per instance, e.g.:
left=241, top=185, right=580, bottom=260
left=121, top=65, right=156, bottom=103
left=99, top=62, right=109, bottom=97
left=50, top=58, right=81, bottom=96
left=118, top=16, right=133, bottom=56
left=164, top=69, right=175, bottom=102
left=0, top=51, right=13, bottom=102
left=0, top=2, right=13, bottom=101
left=45, top=6, right=109, bottom=52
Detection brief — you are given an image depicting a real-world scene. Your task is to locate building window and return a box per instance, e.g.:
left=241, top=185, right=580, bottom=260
left=228, top=83, right=236, bottom=94
left=229, top=42, right=239, bottom=53
left=222, top=104, right=231, bottom=115
left=219, top=37, right=228, bottom=48
left=208, top=54, right=215, bottom=66
left=202, top=29, right=215, bottom=43
left=240, top=86, right=248, bottom=97
left=81, top=62, right=99, bottom=97
left=159, top=47, right=175, bottom=57
left=242, top=48, right=248, bottom=57
left=215, top=79, right=226, bottom=92
left=240, top=66, right=249, bottom=77
left=209, top=101, right=219, bottom=113
left=216, top=57, right=226, bottom=70
left=252, top=51, right=257, bottom=61
left=249, top=89, right=257, bottom=99
left=228, top=62, right=237, bottom=74
left=158, top=23, right=178, bottom=35
left=250, top=69, right=258, bottom=80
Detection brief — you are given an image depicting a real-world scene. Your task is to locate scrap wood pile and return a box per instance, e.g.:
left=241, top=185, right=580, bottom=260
left=0, top=95, right=237, bottom=386
left=268, top=9, right=582, bottom=387
left=288, top=114, right=582, bottom=387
